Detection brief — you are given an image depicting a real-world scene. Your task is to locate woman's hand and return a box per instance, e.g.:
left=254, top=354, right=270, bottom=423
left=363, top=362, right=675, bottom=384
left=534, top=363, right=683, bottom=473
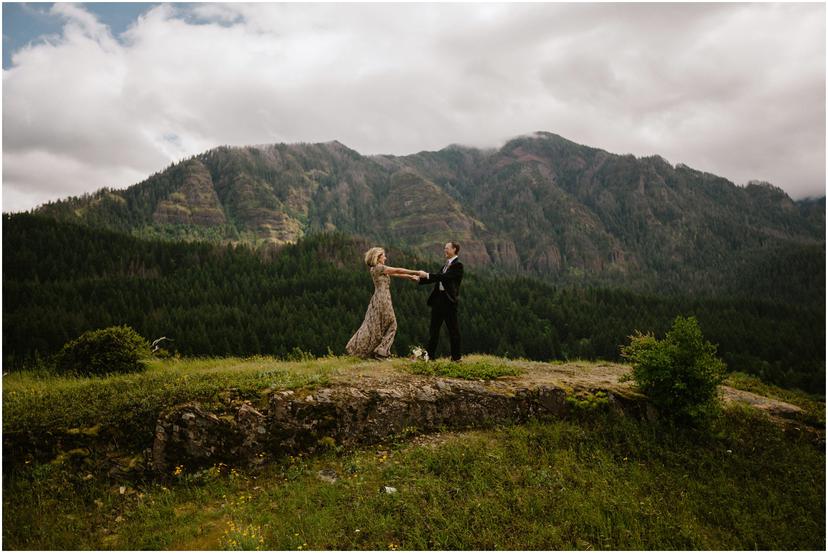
left=408, top=274, right=420, bottom=282
left=417, top=270, right=429, bottom=279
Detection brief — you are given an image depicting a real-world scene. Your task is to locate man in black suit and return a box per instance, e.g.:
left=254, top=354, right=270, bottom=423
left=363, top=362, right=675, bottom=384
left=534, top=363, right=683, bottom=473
left=417, top=241, right=464, bottom=362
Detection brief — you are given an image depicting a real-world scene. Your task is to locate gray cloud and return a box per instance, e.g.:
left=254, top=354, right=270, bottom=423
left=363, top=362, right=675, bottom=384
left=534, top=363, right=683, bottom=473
left=3, top=2, right=825, bottom=213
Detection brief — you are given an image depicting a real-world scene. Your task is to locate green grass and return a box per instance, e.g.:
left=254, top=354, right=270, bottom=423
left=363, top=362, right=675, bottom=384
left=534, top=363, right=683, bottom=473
left=3, top=407, right=823, bottom=550
left=3, top=354, right=525, bottom=455
left=3, top=355, right=824, bottom=549
left=3, top=356, right=353, bottom=450
left=404, top=358, right=523, bottom=380
left=725, top=371, right=826, bottom=425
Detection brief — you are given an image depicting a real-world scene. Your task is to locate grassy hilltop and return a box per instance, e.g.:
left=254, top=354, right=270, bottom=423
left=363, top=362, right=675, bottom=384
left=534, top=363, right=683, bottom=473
left=3, top=355, right=825, bottom=550
left=4, top=132, right=822, bottom=549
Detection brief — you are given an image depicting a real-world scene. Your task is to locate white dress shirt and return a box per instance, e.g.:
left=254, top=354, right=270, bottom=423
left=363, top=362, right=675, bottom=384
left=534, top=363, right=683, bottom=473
left=439, top=256, right=458, bottom=291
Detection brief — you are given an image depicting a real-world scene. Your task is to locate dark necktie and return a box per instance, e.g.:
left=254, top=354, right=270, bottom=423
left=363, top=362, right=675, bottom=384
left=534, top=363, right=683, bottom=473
left=439, top=260, right=450, bottom=291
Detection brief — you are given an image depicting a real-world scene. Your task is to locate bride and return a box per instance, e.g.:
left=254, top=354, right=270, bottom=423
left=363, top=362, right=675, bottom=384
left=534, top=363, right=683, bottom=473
left=346, top=247, right=420, bottom=359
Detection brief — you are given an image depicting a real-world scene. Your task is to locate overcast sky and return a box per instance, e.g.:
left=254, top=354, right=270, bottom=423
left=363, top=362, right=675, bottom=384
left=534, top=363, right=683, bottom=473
left=2, top=2, right=825, bottom=213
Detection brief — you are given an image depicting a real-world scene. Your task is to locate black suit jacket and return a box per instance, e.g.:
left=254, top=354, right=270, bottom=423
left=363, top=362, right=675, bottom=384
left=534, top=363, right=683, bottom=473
left=419, top=258, right=464, bottom=306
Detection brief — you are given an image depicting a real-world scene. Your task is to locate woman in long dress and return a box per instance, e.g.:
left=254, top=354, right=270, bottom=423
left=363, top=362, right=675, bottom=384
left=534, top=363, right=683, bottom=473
left=346, top=247, right=420, bottom=359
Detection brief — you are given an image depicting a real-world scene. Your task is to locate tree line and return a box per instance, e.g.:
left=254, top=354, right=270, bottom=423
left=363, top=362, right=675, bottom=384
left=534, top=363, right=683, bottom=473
left=3, top=213, right=824, bottom=393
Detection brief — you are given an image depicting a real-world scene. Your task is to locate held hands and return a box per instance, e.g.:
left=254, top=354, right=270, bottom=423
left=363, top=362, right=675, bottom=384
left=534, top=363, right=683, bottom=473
left=404, top=269, right=428, bottom=282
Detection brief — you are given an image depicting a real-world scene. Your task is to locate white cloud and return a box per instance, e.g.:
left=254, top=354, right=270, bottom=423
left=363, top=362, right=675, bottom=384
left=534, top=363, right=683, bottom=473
left=50, top=2, right=115, bottom=43
left=2, top=2, right=825, bottom=213
left=2, top=149, right=148, bottom=209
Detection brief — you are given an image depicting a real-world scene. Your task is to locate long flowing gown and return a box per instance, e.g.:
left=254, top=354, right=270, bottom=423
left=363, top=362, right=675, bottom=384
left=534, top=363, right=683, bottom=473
left=346, top=264, right=397, bottom=357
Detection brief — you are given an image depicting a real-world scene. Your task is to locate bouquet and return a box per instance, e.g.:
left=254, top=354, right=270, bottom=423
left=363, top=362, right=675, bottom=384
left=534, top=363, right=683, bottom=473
left=410, top=346, right=429, bottom=361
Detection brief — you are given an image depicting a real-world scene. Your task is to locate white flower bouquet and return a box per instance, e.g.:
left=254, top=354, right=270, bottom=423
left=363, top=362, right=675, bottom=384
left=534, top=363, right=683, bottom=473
left=410, top=346, right=429, bottom=361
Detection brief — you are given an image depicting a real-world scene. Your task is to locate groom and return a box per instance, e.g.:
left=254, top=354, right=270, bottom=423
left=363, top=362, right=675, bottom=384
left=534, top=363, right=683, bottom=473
left=417, top=241, right=464, bottom=362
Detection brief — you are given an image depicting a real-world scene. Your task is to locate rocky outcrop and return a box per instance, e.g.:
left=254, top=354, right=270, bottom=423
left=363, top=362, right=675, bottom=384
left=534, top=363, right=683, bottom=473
left=152, top=160, right=227, bottom=226
left=531, top=243, right=563, bottom=273
left=216, top=171, right=308, bottom=244
left=146, top=372, right=826, bottom=474
left=148, top=378, right=646, bottom=473
left=485, top=239, right=520, bottom=271
left=151, top=403, right=268, bottom=473
left=5, top=364, right=821, bottom=483
left=383, top=170, right=490, bottom=267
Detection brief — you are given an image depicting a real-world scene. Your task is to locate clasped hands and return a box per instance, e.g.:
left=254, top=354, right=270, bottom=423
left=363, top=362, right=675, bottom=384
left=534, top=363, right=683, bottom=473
left=406, top=270, right=430, bottom=282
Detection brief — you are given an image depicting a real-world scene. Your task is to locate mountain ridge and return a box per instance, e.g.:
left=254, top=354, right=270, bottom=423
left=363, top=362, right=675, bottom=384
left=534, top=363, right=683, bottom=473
left=29, top=131, right=824, bottom=293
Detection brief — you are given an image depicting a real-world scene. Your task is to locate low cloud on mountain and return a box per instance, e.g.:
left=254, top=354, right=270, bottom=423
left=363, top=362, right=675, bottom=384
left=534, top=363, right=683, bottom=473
left=2, top=3, right=824, bottom=212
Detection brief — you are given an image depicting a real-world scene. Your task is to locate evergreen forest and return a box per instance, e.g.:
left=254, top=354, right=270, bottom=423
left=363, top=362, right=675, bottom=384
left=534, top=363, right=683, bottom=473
left=4, top=213, right=824, bottom=393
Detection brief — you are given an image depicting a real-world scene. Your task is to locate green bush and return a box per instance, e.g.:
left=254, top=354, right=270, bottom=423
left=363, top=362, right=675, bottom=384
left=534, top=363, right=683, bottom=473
left=284, top=347, right=315, bottom=362
left=621, top=315, right=726, bottom=424
left=54, top=325, right=150, bottom=377
left=566, top=390, right=610, bottom=413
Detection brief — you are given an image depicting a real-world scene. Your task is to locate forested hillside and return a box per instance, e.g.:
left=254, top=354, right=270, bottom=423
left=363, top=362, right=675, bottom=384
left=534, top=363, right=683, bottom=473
left=4, top=213, right=823, bottom=392
left=32, top=133, right=824, bottom=297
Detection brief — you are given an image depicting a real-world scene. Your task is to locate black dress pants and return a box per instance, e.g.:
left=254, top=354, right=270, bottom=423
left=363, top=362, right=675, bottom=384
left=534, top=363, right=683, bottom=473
left=427, top=294, right=461, bottom=361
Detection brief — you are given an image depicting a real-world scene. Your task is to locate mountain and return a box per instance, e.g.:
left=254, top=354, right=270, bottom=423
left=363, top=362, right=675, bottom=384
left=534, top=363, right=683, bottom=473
left=31, top=132, right=825, bottom=295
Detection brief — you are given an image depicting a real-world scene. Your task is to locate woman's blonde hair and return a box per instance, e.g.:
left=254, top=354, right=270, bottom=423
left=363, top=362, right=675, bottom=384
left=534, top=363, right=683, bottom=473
left=364, top=247, right=385, bottom=267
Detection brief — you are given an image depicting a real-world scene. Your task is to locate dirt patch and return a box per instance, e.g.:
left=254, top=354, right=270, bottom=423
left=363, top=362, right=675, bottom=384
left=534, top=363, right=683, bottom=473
left=329, top=357, right=633, bottom=394
left=720, top=386, right=803, bottom=417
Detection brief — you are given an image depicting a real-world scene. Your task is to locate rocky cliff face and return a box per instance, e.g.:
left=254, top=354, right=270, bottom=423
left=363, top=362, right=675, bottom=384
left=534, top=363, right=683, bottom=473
left=33, top=132, right=824, bottom=286
left=382, top=170, right=492, bottom=266
left=150, top=379, right=607, bottom=473
left=152, top=160, right=227, bottom=226
left=148, top=377, right=818, bottom=474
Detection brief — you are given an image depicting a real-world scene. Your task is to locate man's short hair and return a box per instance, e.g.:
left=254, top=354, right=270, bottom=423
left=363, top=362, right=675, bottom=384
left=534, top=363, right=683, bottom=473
left=450, top=241, right=460, bottom=255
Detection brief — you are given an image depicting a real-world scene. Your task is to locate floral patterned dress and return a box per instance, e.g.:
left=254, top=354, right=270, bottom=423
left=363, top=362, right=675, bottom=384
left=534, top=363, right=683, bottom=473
left=346, top=264, right=397, bottom=358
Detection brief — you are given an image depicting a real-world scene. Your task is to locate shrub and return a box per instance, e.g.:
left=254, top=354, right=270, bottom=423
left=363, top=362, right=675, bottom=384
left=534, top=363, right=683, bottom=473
left=284, top=347, right=315, bottom=362
left=566, top=390, right=610, bottom=414
left=621, top=316, right=726, bottom=424
left=54, top=325, right=150, bottom=377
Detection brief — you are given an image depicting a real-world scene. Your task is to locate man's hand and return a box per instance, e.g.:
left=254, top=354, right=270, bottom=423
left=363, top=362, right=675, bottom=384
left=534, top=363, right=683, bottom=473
left=417, top=270, right=429, bottom=279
